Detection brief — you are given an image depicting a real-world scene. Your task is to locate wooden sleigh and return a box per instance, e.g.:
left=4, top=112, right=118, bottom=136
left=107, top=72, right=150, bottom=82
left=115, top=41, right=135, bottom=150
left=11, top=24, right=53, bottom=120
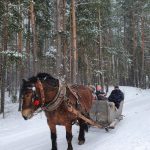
left=90, top=100, right=124, bottom=129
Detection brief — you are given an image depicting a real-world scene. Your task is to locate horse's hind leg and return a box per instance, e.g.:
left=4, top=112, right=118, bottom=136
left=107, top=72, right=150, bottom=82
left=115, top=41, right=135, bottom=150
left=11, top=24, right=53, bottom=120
left=78, top=119, right=87, bottom=145
left=65, top=123, right=73, bottom=150
left=47, top=120, right=57, bottom=150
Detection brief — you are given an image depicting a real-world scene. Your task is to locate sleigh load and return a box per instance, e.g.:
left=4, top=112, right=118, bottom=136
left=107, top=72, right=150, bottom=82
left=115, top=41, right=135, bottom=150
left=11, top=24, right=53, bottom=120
left=90, top=100, right=124, bottom=129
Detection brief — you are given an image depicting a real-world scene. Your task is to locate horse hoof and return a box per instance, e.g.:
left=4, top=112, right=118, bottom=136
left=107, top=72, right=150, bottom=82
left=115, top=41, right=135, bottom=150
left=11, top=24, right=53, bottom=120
left=67, top=146, right=73, bottom=150
left=78, top=140, right=85, bottom=145
left=51, top=148, right=57, bottom=150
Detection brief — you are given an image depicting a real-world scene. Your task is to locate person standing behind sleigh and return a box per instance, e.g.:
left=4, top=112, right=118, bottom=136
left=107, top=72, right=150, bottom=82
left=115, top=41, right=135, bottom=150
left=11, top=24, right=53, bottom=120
left=108, top=86, right=124, bottom=109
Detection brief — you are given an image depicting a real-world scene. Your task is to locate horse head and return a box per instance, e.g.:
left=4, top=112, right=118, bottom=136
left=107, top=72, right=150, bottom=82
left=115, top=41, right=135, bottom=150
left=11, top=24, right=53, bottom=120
left=20, top=73, right=59, bottom=120
left=20, top=77, right=40, bottom=120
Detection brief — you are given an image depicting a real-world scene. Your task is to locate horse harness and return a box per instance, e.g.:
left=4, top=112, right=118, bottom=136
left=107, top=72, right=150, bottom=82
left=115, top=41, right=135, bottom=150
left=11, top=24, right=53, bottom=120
left=30, top=80, right=81, bottom=112
left=31, top=80, right=104, bottom=129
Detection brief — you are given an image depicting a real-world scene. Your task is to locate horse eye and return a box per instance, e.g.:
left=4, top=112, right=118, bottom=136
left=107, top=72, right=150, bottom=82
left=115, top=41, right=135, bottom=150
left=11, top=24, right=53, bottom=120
left=26, top=94, right=30, bottom=97
left=25, top=93, right=31, bottom=98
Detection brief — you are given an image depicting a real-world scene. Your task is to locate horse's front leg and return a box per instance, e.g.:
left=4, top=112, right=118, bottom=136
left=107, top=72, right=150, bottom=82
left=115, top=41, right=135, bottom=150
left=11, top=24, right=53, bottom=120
left=47, top=120, right=57, bottom=150
left=65, top=123, right=73, bottom=150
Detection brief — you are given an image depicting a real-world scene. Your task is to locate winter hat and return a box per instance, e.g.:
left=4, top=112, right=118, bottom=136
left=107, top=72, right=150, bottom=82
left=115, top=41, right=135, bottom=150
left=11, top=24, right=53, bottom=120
left=114, top=85, right=119, bottom=89
left=96, top=85, right=102, bottom=91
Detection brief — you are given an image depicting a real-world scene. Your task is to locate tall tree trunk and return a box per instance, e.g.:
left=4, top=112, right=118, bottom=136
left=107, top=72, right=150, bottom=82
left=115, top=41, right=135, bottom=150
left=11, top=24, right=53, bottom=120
left=30, top=0, right=37, bottom=75
left=1, top=1, right=8, bottom=118
left=62, top=0, right=67, bottom=80
left=98, top=8, right=104, bottom=89
left=56, top=0, right=65, bottom=78
left=18, top=0, right=23, bottom=110
left=140, top=16, right=145, bottom=88
left=27, top=10, right=31, bottom=76
left=15, top=0, right=23, bottom=103
left=71, top=0, right=77, bottom=84
left=132, top=12, right=138, bottom=87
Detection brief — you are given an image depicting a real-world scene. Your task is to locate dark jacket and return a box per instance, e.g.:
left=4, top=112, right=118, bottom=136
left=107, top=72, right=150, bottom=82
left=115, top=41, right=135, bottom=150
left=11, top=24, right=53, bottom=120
left=108, top=89, right=124, bottom=103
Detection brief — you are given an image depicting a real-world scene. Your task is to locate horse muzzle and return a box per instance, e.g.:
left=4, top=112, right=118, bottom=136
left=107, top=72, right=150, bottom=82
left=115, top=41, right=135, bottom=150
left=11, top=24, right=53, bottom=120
left=22, top=109, right=33, bottom=120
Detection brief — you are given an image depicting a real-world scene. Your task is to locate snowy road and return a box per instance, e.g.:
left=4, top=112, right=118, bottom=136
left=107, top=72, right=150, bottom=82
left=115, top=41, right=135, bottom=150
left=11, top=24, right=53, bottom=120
left=1, top=87, right=150, bottom=150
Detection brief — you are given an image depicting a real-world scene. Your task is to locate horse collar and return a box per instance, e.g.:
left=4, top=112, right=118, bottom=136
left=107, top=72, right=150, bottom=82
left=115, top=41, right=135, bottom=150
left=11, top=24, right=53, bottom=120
left=42, top=81, right=66, bottom=111
left=34, top=79, right=66, bottom=111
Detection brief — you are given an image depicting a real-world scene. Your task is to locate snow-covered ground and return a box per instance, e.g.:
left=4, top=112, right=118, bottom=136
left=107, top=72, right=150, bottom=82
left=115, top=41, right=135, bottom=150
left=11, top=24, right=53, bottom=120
left=1, top=86, right=150, bottom=150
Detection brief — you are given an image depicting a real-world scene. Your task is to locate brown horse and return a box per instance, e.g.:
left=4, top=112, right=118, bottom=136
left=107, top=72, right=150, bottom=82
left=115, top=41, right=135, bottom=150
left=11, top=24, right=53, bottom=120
left=20, top=73, right=93, bottom=150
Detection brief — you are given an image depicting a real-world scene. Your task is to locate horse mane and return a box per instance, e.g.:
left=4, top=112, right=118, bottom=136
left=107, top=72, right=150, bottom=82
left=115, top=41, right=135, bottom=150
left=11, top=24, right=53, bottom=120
left=28, top=76, right=38, bottom=83
left=24, top=73, right=58, bottom=87
left=37, top=73, right=53, bottom=80
left=37, top=73, right=59, bottom=87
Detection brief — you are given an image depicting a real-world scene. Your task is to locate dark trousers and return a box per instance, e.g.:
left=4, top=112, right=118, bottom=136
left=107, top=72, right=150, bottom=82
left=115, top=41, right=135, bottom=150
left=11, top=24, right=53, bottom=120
left=115, top=102, right=120, bottom=109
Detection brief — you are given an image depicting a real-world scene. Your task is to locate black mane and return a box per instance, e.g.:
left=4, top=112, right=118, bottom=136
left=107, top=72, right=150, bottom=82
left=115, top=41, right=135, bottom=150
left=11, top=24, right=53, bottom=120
left=37, top=73, right=54, bottom=80
left=28, top=76, right=38, bottom=83
left=37, top=73, right=59, bottom=87
left=21, top=73, right=59, bottom=89
left=20, top=73, right=59, bottom=99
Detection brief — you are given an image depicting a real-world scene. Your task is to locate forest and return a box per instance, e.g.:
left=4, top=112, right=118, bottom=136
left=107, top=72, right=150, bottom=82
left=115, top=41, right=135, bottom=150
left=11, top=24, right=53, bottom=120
left=0, top=0, right=150, bottom=116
